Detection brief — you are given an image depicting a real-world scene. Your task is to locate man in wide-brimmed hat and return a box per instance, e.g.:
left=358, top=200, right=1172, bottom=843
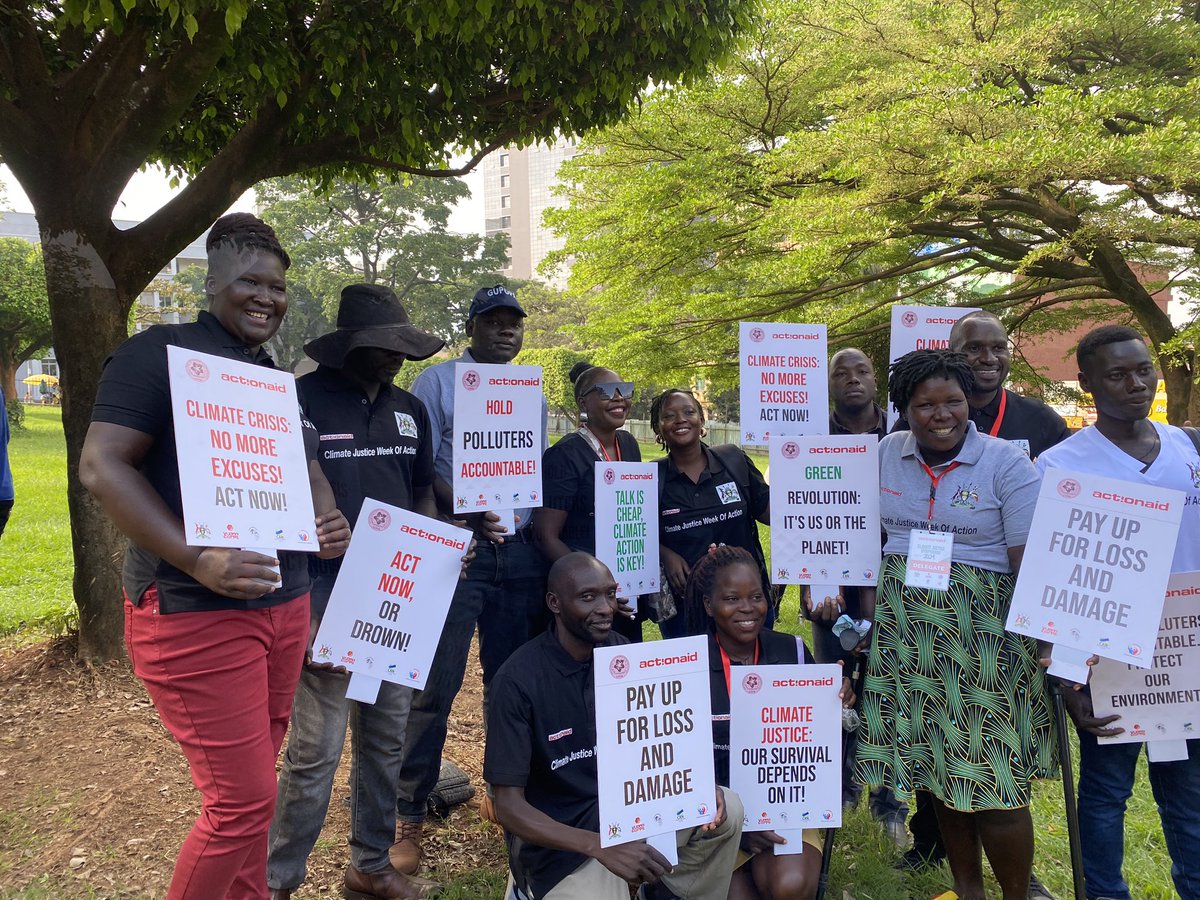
left=268, top=283, right=445, bottom=900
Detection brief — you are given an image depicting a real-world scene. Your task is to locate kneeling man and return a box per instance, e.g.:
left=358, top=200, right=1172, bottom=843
left=485, top=552, right=743, bottom=899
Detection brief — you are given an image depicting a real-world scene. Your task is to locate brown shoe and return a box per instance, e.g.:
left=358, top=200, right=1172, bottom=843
left=388, top=821, right=423, bottom=875
left=343, top=864, right=441, bottom=899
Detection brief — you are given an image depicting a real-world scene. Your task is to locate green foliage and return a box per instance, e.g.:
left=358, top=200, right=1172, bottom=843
left=6, top=395, right=24, bottom=432
left=549, top=0, right=1200, bottom=418
left=0, top=238, right=51, bottom=389
left=259, top=175, right=510, bottom=348
left=507, top=279, right=588, bottom=349
left=515, top=346, right=587, bottom=419
left=393, top=355, right=441, bottom=392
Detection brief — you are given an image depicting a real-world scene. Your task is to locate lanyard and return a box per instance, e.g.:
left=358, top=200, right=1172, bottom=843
left=578, top=425, right=623, bottom=461
left=987, top=390, right=1008, bottom=437
left=719, top=640, right=760, bottom=695
left=919, top=460, right=961, bottom=520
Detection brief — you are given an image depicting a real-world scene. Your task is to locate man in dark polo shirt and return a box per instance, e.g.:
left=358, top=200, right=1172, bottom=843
left=487, top=552, right=743, bottom=900
left=267, top=284, right=444, bottom=900
left=894, top=312, right=1064, bottom=899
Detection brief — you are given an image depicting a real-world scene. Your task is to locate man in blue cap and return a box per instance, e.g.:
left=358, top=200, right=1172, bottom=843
left=391, top=284, right=550, bottom=875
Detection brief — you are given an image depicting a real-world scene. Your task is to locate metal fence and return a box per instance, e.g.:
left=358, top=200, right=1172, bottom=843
left=549, top=414, right=743, bottom=446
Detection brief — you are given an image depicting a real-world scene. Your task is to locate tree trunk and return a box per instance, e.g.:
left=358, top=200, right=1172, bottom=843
left=41, top=233, right=132, bottom=661
left=1, top=358, right=16, bottom=406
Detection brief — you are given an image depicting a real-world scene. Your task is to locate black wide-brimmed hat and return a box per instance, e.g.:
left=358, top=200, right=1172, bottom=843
left=305, top=284, right=445, bottom=367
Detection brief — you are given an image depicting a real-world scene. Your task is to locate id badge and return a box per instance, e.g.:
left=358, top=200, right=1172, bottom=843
left=905, top=529, right=953, bottom=591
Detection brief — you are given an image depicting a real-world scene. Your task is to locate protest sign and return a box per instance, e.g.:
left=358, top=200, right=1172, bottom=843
left=887, top=306, right=978, bottom=426
left=730, top=663, right=843, bottom=836
left=167, top=346, right=316, bottom=551
left=594, top=637, right=717, bottom=848
left=1091, top=571, right=1200, bottom=747
left=594, top=462, right=661, bottom=598
left=769, top=435, right=881, bottom=586
left=1006, top=468, right=1183, bottom=670
left=452, top=362, right=543, bottom=515
left=312, top=502, right=470, bottom=690
left=739, top=322, right=828, bottom=446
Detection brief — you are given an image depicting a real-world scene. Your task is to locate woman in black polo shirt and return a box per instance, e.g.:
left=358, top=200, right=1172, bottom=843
left=534, top=362, right=641, bottom=641
left=651, top=389, right=773, bottom=638
left=80, top=214, right=349, bottom=900
left=687, top=545, right=852, bottom=900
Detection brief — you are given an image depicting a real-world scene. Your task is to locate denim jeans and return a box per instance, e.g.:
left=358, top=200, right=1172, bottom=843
left=395, top=538, right=548, bottom=822
left=266, top=577, right=415, bottom=890
left=1076, top=731, right=1200, bottom=900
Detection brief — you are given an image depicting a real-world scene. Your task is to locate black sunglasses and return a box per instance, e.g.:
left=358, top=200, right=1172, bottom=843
left=582, top=381, right=635, bottom=400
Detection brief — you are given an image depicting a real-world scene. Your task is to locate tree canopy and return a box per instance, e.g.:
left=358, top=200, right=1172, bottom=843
left=0, top=0, right=753, bottom=658
left=549, top=0, right=1200, bottom=419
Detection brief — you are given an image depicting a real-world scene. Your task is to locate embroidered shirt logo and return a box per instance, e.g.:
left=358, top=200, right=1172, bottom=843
left=1188, top=460, right=1200, bottom=489
left=950, top=485, right=980, bottom=509
left=716, top=482, right=742, bottom=505
left=394, top=412, right=418, bottom=438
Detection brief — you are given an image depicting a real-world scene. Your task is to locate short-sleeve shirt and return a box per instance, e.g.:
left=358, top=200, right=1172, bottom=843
left=893, top=389, right=1069, bottom=460
left=484, top=628, right=629, bottom=898
left=707, top=630, right=812, bottom=785
left=410, top=349, right=549, bottom=531
left=1036, top=421, right=1200, bottom=573
left=879, top=421, right=1040, bottom=573
left=658, top=445, right=770, bottom=574
left=91, top=311, right=312, bottom=614
left=299, top=365, right=434, bottom=586
left=542, top=431, right=642, bottom=554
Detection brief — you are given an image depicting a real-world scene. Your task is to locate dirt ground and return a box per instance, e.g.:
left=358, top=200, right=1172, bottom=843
left=0, top=635, right=506, bottom=898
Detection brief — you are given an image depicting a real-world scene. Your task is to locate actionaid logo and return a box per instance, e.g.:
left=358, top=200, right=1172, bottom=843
left=639, top=652, right=699, bottom=668
left=1092, top=490, right=1170, bottom=511
left=185, top=358, right=209, bottom=382
left=620, top=472, right=653, bottom=480
left=809, top=445, right=867, bottom=454
left=220, top=372, right=287, bottom=393
left=488, top=377, right=541, bottom=387
left=772, top=677, right=835, bottom=687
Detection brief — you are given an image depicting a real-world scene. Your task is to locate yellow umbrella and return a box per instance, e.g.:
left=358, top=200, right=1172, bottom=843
left=21, top=374, right=59, bottom=385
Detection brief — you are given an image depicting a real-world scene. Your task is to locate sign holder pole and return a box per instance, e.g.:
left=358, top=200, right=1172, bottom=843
left=815, top=656, right=861, bottom=900
left=1052, top=682, right=1086, bottom=900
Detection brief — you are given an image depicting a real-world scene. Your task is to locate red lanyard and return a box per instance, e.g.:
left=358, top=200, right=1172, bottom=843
left=588, top=427, right=623, bottom=461
left=719, top=640, right=760, bottom=695
left=919, top=460, right=961, bottom=520
left=987, top=390, right=1008, bottom=437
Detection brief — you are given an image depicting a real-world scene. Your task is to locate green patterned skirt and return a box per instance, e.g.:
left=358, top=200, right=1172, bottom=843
left=855, top=555, right=1058, bottom=812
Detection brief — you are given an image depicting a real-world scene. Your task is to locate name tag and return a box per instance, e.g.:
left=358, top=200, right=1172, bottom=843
left=905, top=530, right=953, bottom=591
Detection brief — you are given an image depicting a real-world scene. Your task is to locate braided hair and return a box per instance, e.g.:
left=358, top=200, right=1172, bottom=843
left=205, top=212, right=291, bottom=269
left=569, top=361, right=597, bottom=402
left=887, top=349, right=975, bottom=415
left=682, top=545, right=763, bottom=635
left=649, top=389, right=706, bottom=445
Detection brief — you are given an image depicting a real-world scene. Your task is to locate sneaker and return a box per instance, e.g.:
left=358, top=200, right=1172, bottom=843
left=389, top=821, right=424, bottom=876
left=1027, top=873, right=1056, bottom=900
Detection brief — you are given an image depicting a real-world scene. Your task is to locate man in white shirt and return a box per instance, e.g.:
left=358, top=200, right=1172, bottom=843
left=1035, top=325, right=1200, bottom=900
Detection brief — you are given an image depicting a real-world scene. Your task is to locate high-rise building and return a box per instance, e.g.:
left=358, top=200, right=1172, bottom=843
left=482, top=138, right=577, bottom=289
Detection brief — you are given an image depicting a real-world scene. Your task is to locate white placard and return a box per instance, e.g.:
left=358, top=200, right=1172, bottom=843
left=887, top=305, right=979, bottom=427
left=729, top=664, right=843, bottom=832
left=768, top=435, right=881, bottom=586
left=311, top=502, right=470, bottom=689
left=1006, top=468, right=1183, bottom=667
left=594, top=637, right=717, bottom=848
left=1091, top=571, right=1200, bottom=745
left=739, top=322, right=828, bottom=446
left=167, top=346, right=316, bottom=551
left=451, top=362, right=544, bottom=515
left=594, top=462, right=660, bottom=598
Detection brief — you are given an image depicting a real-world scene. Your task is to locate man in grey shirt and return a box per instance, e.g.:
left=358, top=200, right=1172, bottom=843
left=392, top=285, right=550, bottom=875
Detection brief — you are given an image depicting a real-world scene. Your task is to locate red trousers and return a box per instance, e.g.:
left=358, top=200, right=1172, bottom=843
left=125, top=587, right=309, bottom=900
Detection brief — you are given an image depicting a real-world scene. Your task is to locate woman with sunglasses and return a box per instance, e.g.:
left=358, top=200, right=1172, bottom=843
left=534, top=362, right=642, bottom=641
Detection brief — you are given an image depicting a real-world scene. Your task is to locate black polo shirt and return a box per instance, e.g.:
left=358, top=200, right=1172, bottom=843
left=485, top=628, right=630, bottom=898
left=892, top=389, right=1068, bottom=460
left=828, top=404, right=887, bottom=440
left=707, top=630, right=813, bottom=786
left=542, top=430, right=642, bottom=554
left=658, top=444, right=770, bottom=580
left=92, top=311, right=313, bottom=614
left=299, top=365, right=433, bottom=586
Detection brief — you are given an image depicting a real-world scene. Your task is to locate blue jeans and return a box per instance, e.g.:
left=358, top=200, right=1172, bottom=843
left=395, top=538, right=548, bottom=822
left=1077, top=731, right=1200, bottom=900
left=266, top=576, right=415, bottom=889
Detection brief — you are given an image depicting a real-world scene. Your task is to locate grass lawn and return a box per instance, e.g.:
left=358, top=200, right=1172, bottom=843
left=1, top=416, right=1180, bottom=898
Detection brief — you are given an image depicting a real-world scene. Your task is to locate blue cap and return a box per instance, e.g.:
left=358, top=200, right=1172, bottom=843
left=468, top=284, right=527, bottom=319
